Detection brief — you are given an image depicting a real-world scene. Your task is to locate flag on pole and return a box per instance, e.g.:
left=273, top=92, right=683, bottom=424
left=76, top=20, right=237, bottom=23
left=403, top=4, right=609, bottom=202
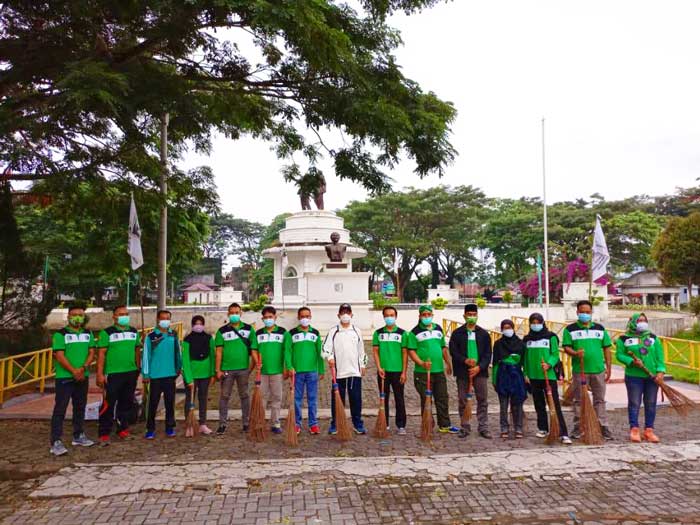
left=128, top=194, right=144, bottom=271
left=591, top=214, right=610, bottom=282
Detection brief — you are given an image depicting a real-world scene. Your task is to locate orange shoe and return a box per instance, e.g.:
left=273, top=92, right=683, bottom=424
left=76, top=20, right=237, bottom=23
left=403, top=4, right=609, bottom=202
left=630, top=427, right=641, bottom=443
left=643, top=428, right=660, bottom=443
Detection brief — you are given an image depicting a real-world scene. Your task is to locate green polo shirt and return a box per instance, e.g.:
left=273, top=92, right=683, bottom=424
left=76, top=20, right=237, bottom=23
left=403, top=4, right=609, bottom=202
left=466, top=329, right=479, bottom=360
left=97, top=325, right=141, bottom=375
left=561, top=321, right=612, bottom=374
left=616, top=334, right=666, bottom=378
left=255, top=326, right=286, bottom=375
left=214, top=322, right=256, bottom=371
left=523, top=336, right=559, bottom=381
left=408, top=323, right=446, bottom=374
left=52, top=326, right=94, bottom=379
left=284, top=326, right=324, bottom=374
left=372, top=326, right=409, bottom=373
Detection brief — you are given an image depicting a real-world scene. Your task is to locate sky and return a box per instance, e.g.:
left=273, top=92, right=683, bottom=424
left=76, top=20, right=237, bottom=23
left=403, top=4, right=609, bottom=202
left=183, top=0, right=700, bottom=225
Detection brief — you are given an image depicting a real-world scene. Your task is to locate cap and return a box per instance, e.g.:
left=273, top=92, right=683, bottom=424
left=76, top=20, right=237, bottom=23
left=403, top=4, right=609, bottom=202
left=418, top=304, right=433, bottom=314
left=338, top=303, right=352, bottom=313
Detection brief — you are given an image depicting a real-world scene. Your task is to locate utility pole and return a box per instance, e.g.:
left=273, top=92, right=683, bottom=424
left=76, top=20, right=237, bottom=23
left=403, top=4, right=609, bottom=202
left=541, top=118, right=550, bottom=320
left=157, top=112, right=169, bottom=311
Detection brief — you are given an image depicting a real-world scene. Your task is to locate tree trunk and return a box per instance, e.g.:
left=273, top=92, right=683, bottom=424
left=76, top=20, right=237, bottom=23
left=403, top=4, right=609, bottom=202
left=429, top=257, right=439, bottom=288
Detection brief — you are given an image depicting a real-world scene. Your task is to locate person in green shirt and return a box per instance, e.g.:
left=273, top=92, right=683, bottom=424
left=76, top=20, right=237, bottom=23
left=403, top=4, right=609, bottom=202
left=49, top=303, right=96, bottom=456
left=252, top=306, right=286, bottom=434
left=284, top=306, right=325, bottom=435
left=522, top=313, right=571, bottom=445
left=96, top=304, right=142, bottom=443
left=615, top=313, right=664, bottom=444
left=372, top=306, right=409, bottom=434
left=182, top=315, right=216, bottom=435
left=562, top=299, right=614, bottom=440
left=408, top=305, right=458, bottom=434
left=214, top=302, right=257, bottom=435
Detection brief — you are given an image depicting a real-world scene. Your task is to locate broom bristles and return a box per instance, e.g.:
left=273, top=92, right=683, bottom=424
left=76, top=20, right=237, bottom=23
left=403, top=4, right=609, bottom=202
left=373, top=379, right=389, bottom=439
left=579, top=383, right=603, bottom=445
left=331, top=366, right=353, bottom=441
left=284, top=374, right=298, bottom=447
left=562, top=382, right=575, bottom=407
left=544, top=391, right=560, bottom=445
left=658, top=379, right=696, bottom=417
left=420, top=372, right=433, bottom=442
left=248, top=374, right=268, bottom=442
left=185, top=385, right=198, bottom=438
left=463, top=372, right=473, bottom=424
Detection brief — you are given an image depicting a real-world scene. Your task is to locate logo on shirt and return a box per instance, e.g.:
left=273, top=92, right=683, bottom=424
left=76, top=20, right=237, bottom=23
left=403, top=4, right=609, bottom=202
left=378, top=333, right=402, bottom=343
left=467, top=332, right=476, bottom=341
left=257, top=333, right=285, bottom=344
left=415, top=330, right=443, bottom=342
left=222, top=330, right=250, bottom=341
left=65, top=333, right=91, bottom=344
left=526, top=339, right=550, bottom=349
left=108, top=332, right=138, bottom=343
left=292, top=332, right=318, bottom=343
left=569, top=329, right=604, bottom=341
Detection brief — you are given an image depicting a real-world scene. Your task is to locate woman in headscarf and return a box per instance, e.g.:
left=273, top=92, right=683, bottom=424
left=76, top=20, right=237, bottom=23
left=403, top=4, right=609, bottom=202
left=615, top=313, right=665, bottom=443
left=492, top=319, right=526, bottom=439
left=522, top=313, right=572, bottom=445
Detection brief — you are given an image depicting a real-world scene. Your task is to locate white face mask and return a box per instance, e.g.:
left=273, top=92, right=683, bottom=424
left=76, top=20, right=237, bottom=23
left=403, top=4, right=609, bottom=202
left=299, top=318, right=311, bottom=327
left=502, top=328, right=514, bottom=338
left=339, top=314, right=352, bottom=324
left=636, top=321, right=649, bottom=332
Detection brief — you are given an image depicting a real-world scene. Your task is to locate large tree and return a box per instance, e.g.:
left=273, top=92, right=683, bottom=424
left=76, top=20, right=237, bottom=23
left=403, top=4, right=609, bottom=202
left=652, top=212, right=700, bottom=297
left=1, top=1, right=455, bottom=195
left=203, top=213, right=265, bottom=266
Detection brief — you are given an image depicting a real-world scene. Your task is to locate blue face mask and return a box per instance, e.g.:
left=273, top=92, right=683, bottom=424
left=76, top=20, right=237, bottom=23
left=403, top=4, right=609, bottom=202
left=578, top=313, right=592, bottom=324
left=530, top=323, right=543, bottom=332
left=158, top=320, right=171, bottom=330
left=263, top=318, right=275, bottom=328
left=502, top=328, right=515, bottom=338
left=117, top=315, right=130, bottom=326
left=421, top=317, right=433, bottom=326
left=229, top=314, right=241, bottom=324
left=384, top=317, right=396, bottom=326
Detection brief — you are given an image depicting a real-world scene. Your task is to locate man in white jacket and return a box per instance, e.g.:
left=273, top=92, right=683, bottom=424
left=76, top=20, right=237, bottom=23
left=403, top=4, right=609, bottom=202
left=323, top=303, right=368, bottom=434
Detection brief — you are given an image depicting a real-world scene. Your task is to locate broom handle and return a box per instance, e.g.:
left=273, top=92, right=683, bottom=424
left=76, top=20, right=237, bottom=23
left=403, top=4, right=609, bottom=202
left=578, top=354, right=586, bottom=384
left=541, top=359, right=552, bottom=394
left=626, top=351, right=657, bottom=382
left=426, top=370, right=431, bottom=392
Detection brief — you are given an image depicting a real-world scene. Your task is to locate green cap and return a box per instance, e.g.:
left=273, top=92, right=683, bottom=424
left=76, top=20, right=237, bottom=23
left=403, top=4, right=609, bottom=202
left=418, top=304, right=433, bottom=314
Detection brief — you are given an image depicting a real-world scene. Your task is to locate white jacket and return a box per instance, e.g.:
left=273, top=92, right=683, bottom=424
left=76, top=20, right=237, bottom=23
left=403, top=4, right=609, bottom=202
left=322, top=324, right=367, bottom=379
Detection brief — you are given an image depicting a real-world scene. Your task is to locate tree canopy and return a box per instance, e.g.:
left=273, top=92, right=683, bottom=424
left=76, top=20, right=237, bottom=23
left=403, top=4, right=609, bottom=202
left=652, top=212, right=700, bottom=296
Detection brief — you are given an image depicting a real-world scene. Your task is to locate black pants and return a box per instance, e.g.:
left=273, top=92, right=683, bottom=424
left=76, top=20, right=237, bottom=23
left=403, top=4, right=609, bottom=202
left=414, top=372, right=450, bottom=428
left=50, top=378, right=89, bottom=444
left=330, top=376, right=363, bottom=429
left=98, top=370, right=139, bottom=437
left=377, top=372, right=406, bottom=429
left=530, top=378, right=568, bottom=436
left=185, top=377, right=210, bottom=425
left=147, top=376, right=177, bottom=432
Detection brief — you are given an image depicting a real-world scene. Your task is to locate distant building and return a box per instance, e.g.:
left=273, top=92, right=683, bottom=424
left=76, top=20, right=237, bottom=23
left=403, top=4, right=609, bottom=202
left=182, top=283, right=242, bottom=306
left=620, top=270, right=698, bottom=309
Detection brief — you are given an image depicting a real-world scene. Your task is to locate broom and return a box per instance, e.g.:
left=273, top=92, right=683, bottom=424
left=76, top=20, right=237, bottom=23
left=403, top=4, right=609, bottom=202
left=578, top=354, right=603, bottom=445
left=463, top=368, right=474, bottom=427
left=185, top=383, right=199, bottom=438
left=284, top=371, right=298, bottom=447
left=627, top=351, right=696, bottom=417
left=331, top=365, right=353, bottom=441
left=542, top=360, right=560, bottom=445
left=373, top=377, right=389, bottom=439
left=420, top=369, right=434, bottom=442
left=561, top=382, right=575, bottom=407
left=248, top=363, right=267, bottom=442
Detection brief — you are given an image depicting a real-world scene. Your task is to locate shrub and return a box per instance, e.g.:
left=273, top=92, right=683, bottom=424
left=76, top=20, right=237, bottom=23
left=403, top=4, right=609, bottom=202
left=247, top=294, right=270, bottom=312
left=503, top=290, right=513, bottom=304
left=688, top=296, right=700, bottom=317
left=431, top=297, right=449, bottom=310
left=370, top=292, right=398, bottom=310
left=476, top=297, right=486, bottom=309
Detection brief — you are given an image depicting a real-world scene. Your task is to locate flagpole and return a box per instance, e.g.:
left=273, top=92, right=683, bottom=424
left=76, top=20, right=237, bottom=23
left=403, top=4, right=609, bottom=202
left=541, top=118, right=550, bottom=320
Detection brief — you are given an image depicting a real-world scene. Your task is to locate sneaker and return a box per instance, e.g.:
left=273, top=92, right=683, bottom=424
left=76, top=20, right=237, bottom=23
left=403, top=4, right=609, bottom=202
left=117, top=429, right=130, bottom=439
left=630, top=427, right=641, bottom=443
left=145, top=431, right=155, bottom=440
left=297, top=425, right=304, bottom=435
left=328, top=424, right=337, bottom=435
left=570, top=428, right=582, bottom=440
left=354, top=425, right=368, bottom=435
left=50, top=440, right=68, bottom=456
left=242, top=424, right=249, bottom=433
left=271, top=426, right=283, bottom=435
left=535, top=430, right=548, bottom=439
left=643, top=428, right=660, bottom=443
left=216, top=424, right=227, bottom=435
left=438, top=426, right=460, bottom=434
left=71, top=433, right=95, bottom=447
left=309, top=424, right=320, bottom=435
left=98, top=435, right=110, bottom=446
left=199, top=424, right=213, bottom=435
left=397, top=427, right=407, bottom=436
left=601, top=426, right=614, bottom=441
left=165, top=428, right=176, bottom=438
left=458, top=429, right=470, bottom=439
left=561, top=436, right=573, bottom=445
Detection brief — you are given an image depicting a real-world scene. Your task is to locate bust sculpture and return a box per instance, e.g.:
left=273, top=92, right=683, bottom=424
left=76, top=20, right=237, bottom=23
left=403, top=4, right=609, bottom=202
left=325, top=232, right=346, bottom=262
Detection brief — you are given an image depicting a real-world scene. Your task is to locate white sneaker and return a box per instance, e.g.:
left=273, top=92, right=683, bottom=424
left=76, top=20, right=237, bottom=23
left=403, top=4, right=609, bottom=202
left=397, top=427, right=407, bottom=435
left=71, top=433, right=95, bottom=447
left=561, top=436, right=573, bottom=445
left=50, top=440, right=68, bottom=456
left=199, top=424, right=213, bottom=435
left=535, top=430, right=548, bottom=438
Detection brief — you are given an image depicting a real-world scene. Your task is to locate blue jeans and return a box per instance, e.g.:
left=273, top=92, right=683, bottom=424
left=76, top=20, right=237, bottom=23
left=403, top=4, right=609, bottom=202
left=330, top=376, right=363, bottom=429
left=625, top=375, right=659, bottom=429
left=294, top=372, right=319, bottom=427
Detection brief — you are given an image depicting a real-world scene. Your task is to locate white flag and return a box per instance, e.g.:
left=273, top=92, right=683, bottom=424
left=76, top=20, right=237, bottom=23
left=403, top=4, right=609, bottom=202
left=128, top=194, right=144, bottom=270
left=591, top=214, right=609, bottom=282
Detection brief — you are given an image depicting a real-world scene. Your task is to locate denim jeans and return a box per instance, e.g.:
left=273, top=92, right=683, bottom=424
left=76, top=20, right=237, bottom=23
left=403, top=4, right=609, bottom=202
left=330, top=376, right=363, bottom=429
left=625, top=375, right=659, bottom=429
left=294, top=372, right=319, bottom=427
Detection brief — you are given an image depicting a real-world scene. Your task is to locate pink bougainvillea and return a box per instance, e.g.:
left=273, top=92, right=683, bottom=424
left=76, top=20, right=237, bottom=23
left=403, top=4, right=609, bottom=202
left=519, top=258, right=608, bottom=300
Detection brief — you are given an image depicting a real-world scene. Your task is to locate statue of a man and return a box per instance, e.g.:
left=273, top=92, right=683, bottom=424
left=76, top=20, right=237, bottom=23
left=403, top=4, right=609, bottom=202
left=325, top=232, right=346, bottom=262
left=296, top=170, right=326, bottom=210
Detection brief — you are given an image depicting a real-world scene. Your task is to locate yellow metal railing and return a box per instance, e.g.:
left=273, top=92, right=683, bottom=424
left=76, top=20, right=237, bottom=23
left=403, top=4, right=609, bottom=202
left=0, top=322, right=183, bottom=406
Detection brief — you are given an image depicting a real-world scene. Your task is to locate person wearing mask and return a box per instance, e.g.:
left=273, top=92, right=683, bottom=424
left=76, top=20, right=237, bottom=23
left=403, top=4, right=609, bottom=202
left=182, top=315, right=216, bottom=435
left=322, top=303, right=368, bottom=435
left=616, top=313, right=665, bottom=443
left=372, top=306, right=409, bottom=434
left=562, top=300, right=614, bottom=440
left=523, top=313, right=572, bottom=445
left=409, top=305, right=459, bottom=434
left=96, top=305, right=142, bottom=444
left=252, top=306, right=287, bottom=434
left=491, top=319, right=526, bottom=439
left=214, top=303, right=257, bottom=435
left=49, top=303, right=96, bottom=456
left=448, top=303, right=492, bottom=438
left=142, top=310, right=182, bottom=439
left=284, top=307, right=325, bottom=435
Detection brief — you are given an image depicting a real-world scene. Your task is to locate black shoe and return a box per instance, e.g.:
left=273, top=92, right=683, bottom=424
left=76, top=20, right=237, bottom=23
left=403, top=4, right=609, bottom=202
left=479, top=430, right=492, bottom=439
left=570, top=428, right=581, bottom=440
left=216, top=424, right=227, bottom=436
left=242, top=424, right=249, bottom=432
left=458, top=429, right=470, bottom=439
left=602, top=426, right=614, bottom=441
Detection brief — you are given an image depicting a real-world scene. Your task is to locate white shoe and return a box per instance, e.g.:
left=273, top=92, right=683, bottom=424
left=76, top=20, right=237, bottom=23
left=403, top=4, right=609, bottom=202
left=561, top=436, right=573, bottom=445
left=199, top=424, right=213, bottom=435
left=535, top=430, right=548, bottom=438
left=397, top=427, right=407, bottom=435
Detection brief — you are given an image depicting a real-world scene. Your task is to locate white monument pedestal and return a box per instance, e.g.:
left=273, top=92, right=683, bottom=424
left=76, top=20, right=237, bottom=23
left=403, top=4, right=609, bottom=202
left=562, top=282, right=609, bottom=322
left=427, top=284, right=459, bottom=304
left=262, top=211, right=372, bottom=331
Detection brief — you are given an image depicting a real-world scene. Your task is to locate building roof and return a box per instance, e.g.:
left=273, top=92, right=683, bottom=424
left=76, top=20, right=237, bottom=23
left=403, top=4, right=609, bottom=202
left=182, top=283, right=215, bottom=292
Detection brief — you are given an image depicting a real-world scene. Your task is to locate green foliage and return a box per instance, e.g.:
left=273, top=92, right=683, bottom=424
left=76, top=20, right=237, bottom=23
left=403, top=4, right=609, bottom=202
left=245, top=295, right=270, bottom=313
left=609, top=304, right=674, bottom=312
left=204, top=214, right=264, bottom=263
left=403, top=279, right=427, bottom=303
left=370, top=292, right=398, bottom=311
left=430, top=297, right=449, bottom=310
left=688, top=296, right=700, bottom=317
left=475, top=297, right=486, bottom=309
left=502, top=290, right=513, bottom=304
left=652, top=212, right=700, bottom=293
left=247, top=214, right=292, bottom=298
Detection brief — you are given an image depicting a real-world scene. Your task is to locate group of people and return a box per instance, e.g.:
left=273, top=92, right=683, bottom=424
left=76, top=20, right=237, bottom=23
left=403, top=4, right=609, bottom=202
left=49, top=299, right=667, bottom=456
